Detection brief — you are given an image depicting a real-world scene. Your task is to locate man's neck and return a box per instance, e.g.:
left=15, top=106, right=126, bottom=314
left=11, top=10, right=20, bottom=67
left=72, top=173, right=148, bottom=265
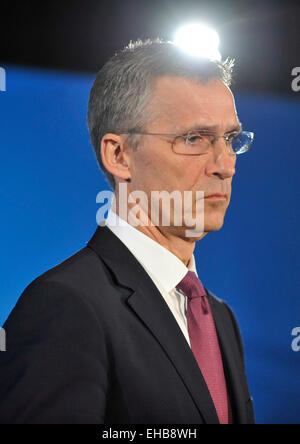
left=112, top=197, right=197, bottom=267
left=133, top=222, right=195, bottom=267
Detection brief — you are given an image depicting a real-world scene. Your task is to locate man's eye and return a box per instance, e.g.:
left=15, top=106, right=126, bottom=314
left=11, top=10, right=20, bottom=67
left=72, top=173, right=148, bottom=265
left=186, top=133, right=203, bottom=143
left=227, top=132, right=238, bottom=142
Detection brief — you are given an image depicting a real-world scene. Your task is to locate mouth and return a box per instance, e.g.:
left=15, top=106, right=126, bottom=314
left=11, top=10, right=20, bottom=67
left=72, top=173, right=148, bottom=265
left=204, top=193, right=227, bottom=201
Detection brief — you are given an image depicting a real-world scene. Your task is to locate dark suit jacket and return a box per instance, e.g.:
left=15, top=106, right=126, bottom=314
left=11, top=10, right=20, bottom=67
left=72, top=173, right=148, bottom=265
left=0, top=225, right=255, bottom=424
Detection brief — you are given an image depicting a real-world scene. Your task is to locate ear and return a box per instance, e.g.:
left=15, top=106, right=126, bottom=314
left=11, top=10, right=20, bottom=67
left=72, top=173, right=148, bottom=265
left=100, top=133, right=132, bottom=182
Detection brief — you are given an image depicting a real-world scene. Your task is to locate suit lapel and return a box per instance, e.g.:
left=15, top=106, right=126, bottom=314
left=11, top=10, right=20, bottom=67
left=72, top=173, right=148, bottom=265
left=87, top=225, right=219, bottom=424
left=127, top=280, right=221, bottom=424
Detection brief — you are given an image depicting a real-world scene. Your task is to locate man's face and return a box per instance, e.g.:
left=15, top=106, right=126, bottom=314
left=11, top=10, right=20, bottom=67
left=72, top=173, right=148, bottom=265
left=126, top=76, right=238, bottom=238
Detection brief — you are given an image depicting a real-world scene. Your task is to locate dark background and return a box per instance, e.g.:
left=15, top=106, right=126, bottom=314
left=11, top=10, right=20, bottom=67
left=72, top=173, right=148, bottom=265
left=1, top=0, right=300, bottom=96
left=1, top=0, right=300, bottom=425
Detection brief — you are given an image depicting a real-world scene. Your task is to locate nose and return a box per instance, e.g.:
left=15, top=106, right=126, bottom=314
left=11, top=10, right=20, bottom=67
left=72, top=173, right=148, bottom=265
left=205, top=138, right=236, bottom=179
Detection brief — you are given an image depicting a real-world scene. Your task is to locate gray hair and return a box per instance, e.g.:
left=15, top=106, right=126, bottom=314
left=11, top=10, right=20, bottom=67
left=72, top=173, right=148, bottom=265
left=87, top=39, right=234, bottom=189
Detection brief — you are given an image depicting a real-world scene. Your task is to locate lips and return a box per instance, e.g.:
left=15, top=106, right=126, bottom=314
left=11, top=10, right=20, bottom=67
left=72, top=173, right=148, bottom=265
left=205, top=193, right=227, bottom=198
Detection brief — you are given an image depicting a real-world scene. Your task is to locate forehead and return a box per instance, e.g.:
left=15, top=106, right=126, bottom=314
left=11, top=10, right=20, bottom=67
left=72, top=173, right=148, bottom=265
left=150, top=76, right=238, bottom=131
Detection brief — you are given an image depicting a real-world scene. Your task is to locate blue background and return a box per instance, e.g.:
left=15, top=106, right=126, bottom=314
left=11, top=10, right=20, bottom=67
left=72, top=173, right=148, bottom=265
left=0, top=66, right=299, bottom=424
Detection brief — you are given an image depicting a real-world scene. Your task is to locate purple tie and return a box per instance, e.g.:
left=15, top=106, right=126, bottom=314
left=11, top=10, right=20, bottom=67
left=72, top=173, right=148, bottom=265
left=177, top=271, right=232, bottom=424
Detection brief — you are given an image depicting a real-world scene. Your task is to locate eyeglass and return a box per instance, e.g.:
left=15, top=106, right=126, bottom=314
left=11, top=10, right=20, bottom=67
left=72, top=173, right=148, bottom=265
left=121, top=129, right=254, bottom=156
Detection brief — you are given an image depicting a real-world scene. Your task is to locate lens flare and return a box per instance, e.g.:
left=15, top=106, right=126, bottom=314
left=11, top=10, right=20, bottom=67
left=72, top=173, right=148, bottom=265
left=174, top=24, right=221, bottom=60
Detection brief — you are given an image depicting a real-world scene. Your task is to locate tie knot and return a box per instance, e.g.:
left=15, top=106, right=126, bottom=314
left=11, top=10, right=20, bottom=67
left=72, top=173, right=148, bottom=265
left=176, top=271, right=207, bottom=300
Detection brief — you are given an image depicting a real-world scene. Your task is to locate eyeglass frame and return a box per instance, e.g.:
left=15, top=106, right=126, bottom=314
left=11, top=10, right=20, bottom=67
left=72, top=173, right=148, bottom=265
left=119, top=129, right=254, bottom=156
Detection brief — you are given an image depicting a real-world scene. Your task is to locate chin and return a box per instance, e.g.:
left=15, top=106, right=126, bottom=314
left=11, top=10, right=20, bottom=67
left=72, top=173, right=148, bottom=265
left=204, top=216, right=225, bottom=232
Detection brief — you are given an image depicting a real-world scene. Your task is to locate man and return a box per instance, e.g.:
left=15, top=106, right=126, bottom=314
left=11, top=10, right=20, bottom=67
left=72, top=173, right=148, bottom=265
left=0, top=40, right=255, bottom=424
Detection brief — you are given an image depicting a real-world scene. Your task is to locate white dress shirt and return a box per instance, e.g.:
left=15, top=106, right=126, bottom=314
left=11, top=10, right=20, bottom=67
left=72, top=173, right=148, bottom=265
left=104, top=208, right=200, bottom=347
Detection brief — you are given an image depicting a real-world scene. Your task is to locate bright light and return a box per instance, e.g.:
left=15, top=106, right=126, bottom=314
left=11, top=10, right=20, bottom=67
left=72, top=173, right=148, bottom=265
left=174, top=24, right=221, bottom=60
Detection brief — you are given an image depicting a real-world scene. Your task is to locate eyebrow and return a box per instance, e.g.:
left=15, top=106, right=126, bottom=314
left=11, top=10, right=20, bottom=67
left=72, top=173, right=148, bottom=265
left=178, top=122, right=243, bottom=134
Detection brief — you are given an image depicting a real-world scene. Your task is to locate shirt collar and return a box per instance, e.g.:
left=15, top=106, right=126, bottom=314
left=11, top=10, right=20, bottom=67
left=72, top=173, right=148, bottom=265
left=104, top=207, right=198, bottom=293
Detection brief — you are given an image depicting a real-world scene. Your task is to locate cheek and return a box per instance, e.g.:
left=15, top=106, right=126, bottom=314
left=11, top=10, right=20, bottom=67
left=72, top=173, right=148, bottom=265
left=133, top=148, right=206, bottom=191
left=132, top=152, right=163, bottom=189
left=165, top=159, right=205, bottom=191
left=177, top=158, right=206, bottom=188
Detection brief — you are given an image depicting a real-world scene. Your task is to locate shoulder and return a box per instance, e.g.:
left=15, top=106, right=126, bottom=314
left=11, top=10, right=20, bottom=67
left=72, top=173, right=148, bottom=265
left=28, top=244, right=107, bottom=293
left=3, top=243, right=113, bottom=332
